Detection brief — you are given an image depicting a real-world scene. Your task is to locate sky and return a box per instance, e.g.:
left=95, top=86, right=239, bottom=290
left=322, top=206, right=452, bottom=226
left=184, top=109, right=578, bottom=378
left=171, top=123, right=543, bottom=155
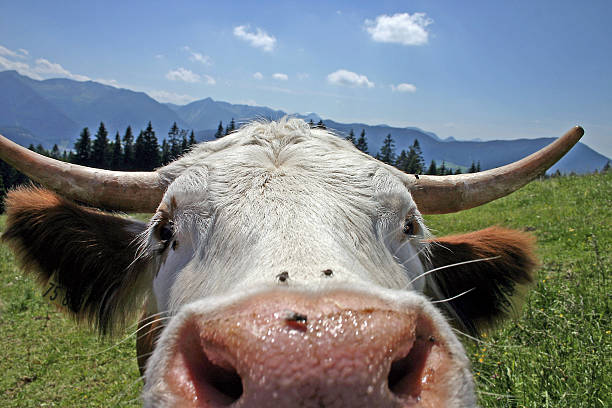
left=0, top=0, right=610, bottom=157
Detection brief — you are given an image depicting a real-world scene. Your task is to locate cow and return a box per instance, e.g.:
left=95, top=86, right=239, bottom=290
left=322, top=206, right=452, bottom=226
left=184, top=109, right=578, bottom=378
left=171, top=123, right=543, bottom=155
left=0, top=118, right=583, bottom=407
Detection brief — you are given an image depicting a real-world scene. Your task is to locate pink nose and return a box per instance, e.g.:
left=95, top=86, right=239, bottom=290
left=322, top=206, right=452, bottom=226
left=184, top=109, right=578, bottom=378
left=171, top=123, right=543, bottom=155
left=164, top=290, right=457, bottom=407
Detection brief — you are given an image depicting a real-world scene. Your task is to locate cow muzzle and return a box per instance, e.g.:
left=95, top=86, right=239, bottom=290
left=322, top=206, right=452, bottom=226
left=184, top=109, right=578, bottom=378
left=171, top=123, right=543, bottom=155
left=143, top=289, right=474, bottom=407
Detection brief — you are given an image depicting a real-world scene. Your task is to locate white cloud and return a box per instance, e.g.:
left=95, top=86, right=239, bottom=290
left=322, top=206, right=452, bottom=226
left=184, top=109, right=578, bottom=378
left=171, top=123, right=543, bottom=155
left=0, top=55, right=40, bottom=78
left=148, top=90, right=198, bottom=105
left=365, top=12, right=433, bottom=46
left=272, top=72, right=288, bottom=81
left=203, top=74, right=216, bottom=85
left=96, top=78, right=121, bottom=87
left=253, top=72, right=263, bottom=80
left=0, top=45, right=18, bottom=57
left=155, top=54, right=165, bottom=59
left=18, top=48, right=29, bottom=56
left=166, top=67, right=201, bottom=83
left=34, top=58, right=91, bottom=81
left=327, top=69, right=374, bottom=88
left=233, top=25, right=277, bottom=52
left=0, top=54, right=93, bottom=82
left=391, top=83, right=417, bottom=93
left=182, top=46, right=212, bottom=65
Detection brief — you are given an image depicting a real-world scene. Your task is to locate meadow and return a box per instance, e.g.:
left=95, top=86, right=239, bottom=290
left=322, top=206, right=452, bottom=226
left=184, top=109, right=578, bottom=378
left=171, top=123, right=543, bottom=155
left=0, top=172, right=610, bottom=407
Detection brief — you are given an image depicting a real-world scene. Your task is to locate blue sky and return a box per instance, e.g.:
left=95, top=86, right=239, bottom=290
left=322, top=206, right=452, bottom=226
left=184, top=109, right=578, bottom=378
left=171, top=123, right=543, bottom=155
left=1, top=0, right=610, bottom=157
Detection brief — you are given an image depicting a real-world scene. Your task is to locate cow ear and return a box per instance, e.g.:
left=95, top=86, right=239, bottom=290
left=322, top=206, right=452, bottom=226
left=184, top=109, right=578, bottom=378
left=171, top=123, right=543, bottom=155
left=2, top=186, right=152, bottom=335
left=425, top=226, right=537, bottom=337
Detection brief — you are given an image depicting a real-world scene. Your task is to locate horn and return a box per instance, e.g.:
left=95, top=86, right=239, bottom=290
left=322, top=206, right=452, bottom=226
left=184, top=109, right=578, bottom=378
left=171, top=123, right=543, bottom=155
left=403, top=126, right=584, bottom=214
left=0, top=134, right=164, bottom=212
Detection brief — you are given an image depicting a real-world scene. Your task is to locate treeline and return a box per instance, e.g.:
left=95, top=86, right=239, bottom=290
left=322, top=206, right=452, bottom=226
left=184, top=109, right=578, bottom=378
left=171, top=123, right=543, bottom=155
left=71, top=121, right=197, bottom=170
left=0, top=121, right=197, bottom=211
left=342, top=126, right=480, bottom=176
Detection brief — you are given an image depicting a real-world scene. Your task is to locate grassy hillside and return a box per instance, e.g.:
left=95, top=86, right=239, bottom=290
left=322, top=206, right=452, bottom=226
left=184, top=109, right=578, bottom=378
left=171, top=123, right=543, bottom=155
left=0, top=173, right=610, bottom=407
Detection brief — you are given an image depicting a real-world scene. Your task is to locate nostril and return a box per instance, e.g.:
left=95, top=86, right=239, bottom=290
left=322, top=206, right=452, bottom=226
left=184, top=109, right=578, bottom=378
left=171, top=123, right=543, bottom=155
left=387, top=329, right=435, bottom=402
left=171, top=324, right=243, bottom=406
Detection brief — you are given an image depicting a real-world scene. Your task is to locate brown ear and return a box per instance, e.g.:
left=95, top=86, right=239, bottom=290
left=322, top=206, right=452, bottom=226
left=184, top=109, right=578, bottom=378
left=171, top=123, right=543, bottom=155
left=2, top=186, right=151, bottom=335
left=426, top=226, right=537, bottom=336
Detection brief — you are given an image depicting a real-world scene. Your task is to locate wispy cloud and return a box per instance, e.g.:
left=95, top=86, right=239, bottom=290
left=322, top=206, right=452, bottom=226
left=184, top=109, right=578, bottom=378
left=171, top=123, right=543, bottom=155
left=253, top=72, right=263, bottom=80
left=148, top=90, right=198, bottom=105
left=233, top=25, right=276, bottom=52
left=202, top=74, right=216, bottom=85
left=327, top=69, right=374, bottom=88
left=365, top=13, right=433, bottom=46
left=166, top=67, right=201, bottom=83
left=0, top=47, right=91, bottom=82
left=391, top=83, right=417, bottom=93
left=272, top=72, right=288, bottom=81
left=297, top=72, right=309, bottom=80
left=182, top=46, right=212, bottom=65
left=34, top=58, right=91, bottom=81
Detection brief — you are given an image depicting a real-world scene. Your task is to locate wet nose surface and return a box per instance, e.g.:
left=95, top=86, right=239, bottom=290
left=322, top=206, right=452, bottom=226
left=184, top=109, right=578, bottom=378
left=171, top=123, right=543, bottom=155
left=162, top=290, right=458, bottom=408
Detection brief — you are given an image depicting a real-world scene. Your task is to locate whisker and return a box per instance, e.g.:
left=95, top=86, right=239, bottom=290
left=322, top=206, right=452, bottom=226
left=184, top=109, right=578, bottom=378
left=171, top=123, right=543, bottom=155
left=406, top=256, right=501, bottom=287
left=431, top=287, right=475, bottom=304
left=67, top=316, right=171, bottom=359
left=399, top=244, right=429, bottom=266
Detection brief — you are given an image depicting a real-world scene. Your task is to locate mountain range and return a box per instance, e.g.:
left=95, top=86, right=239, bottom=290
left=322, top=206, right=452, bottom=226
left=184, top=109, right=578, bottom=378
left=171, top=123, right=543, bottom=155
left=0, top=70, right=608, bottom=173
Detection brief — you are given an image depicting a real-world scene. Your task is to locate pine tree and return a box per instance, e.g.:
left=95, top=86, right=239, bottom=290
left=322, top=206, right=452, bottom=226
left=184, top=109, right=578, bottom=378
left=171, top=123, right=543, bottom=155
left=469, top=161, right=477, bottom=173
left=181, top=132, right=189, bottom=153
left=438, top=161, right=447, bottom=176
left=168, top=122, right=181, bottom=161
left=427, top=160, right=437, bottom=175
left=356, top=129, right=368, bottom=154
left=134, top=130, right=146, bottom=170
left=123, top=126, right=135, bottom=170
left=215, top=121, right=224, bottom=138
left=346, top=129, right=356, bottom=145
left=161, top=139, right=172, bottom=165
left=188, top=130, right=197, bottom=146
left=476, top=161, right=481, bottom=172
left=50, top=144, right=61, bottom=159
left=74, top=127, right=92, bottom=165
left=225, top=118, right=236, bottom=136
left=602, top=161, right=611, bottom=173
left=455, top=168, right=463, bottom=174
left=379, top=134, right=396, bottom=164
left=308, top=119, right=314, bottom=128
left=110, top=132, right=123, bottom=170
left=142, top=121, right=160, bottom=170
left=395, top=150, right=409, bottom=171
left=316, top=120, right=326, bottom=129
left=410, top=140, right=424, bottom=173
left=91, top=122, right=109, bottom=168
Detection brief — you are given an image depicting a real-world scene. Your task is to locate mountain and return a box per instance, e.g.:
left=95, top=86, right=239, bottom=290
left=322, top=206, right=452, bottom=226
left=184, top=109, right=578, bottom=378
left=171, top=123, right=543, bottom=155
left=0, top=70, right=608, bottom=173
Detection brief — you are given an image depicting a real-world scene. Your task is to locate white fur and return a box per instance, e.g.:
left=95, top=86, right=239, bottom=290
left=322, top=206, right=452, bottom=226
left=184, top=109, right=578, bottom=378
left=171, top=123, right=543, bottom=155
left=140, top=118, right=475, bottom=406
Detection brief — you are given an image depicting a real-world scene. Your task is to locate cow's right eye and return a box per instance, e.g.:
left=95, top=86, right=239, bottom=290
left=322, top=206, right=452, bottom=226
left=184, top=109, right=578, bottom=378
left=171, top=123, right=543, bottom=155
left=159, top=222, right=174, bottom=242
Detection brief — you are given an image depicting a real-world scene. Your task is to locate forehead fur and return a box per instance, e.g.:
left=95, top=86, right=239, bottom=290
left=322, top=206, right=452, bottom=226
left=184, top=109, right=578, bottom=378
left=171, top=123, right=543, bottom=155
left=158, top=118, right=377, bottom=183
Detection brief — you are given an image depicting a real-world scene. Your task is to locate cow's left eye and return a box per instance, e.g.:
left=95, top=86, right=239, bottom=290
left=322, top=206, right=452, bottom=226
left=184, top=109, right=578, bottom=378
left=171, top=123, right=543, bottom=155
left=403, top=218, right=415, bottom=236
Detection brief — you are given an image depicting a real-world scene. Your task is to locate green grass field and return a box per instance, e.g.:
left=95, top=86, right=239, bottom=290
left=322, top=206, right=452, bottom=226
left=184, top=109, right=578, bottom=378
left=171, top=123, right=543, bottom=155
left=1, top=173, right=610, bottom=407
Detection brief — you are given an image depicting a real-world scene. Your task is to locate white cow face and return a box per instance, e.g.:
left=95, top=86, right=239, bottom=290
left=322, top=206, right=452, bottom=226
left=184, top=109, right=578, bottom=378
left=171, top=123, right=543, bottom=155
left=3, top=119, right=539, bottom=407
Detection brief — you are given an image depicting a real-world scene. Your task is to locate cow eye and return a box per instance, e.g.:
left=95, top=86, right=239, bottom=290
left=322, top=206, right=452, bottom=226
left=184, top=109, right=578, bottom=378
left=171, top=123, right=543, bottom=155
left=403, top=218, right=415, bottom=236
left=159, top=222, right=174, bottom=242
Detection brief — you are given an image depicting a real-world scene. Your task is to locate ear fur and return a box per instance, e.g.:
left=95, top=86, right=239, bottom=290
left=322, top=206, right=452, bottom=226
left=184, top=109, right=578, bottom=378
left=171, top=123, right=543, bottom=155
left=2, top=186, right=151, bottom=335
left=425, top=226, right=537, bottom=336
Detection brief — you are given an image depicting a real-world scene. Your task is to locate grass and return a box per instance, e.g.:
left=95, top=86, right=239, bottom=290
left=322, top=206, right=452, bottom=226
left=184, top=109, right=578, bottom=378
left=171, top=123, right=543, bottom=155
left=0, top=173, right=610, bottom=407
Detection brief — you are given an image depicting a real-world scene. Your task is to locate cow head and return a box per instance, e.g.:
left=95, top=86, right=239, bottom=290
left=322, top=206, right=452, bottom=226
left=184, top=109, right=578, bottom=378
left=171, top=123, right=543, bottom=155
left=0, top=119, right=582, bottom=407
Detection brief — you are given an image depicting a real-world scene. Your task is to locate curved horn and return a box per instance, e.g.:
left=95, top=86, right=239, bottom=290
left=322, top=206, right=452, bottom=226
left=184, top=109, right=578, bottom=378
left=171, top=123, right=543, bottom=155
left=0, top=134, right=164, bottom=212
left=404, top=126, right=584, bottom=214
